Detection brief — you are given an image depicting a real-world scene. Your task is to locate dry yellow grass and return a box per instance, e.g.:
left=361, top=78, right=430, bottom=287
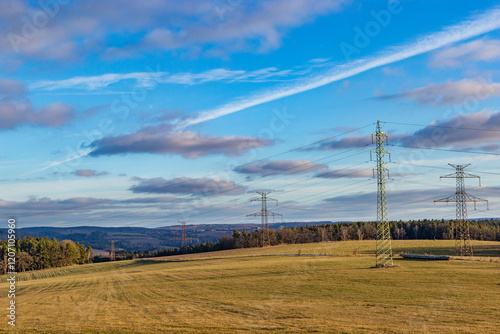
left=0, top=240, right=498, bottom=333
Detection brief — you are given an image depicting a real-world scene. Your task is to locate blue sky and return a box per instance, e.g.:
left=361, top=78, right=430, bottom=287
left=2, top=0, right=500, bottom=227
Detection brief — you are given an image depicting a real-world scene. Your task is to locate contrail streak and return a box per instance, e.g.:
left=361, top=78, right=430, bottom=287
left=23, top=149, right=95, bottom=176
left=176, top=7, right=500, bottom=129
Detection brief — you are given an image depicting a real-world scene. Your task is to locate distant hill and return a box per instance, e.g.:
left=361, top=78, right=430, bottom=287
left=0, top=221, right=339, bottom=252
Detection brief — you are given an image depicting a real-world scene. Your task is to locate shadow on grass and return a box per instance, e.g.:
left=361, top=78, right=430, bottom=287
left=391, top=244, right=500, bottom=257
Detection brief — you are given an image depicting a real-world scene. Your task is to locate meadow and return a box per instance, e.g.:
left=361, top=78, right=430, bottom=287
left=0, top=240, right=499, bottom=333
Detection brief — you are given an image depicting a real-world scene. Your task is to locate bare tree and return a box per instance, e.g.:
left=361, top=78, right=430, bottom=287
left=413, top=225, right=419, bottom=239
left=399, top=227, right=406, bottom=239
left=340, top=226, right=350, bottom=241
left=320, top=227, right=329, bottom=242
left=357, top=228, right=364, bottom=241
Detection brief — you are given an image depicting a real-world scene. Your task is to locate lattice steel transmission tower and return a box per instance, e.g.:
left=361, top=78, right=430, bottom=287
left=104, top=240, right=117, bottom=261
left=175, top=221, right=198, bottom=250
left=371, top=120, right=393, bottom=267
left=246, top=192, right=282, bottom=247
left=110, top=240, right=115, bottom=261
left=434, top=164, right=488, bottom=256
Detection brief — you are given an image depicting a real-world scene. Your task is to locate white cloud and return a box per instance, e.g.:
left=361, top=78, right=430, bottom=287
left=0, top=78, right=75, bottom=129
left=89, top=125, right=271, bottom=159
left=0, top=0, right=348, bottom=63
left=378, top=78, right=500, bottom=105
left=130, top=177, right=246, bottom=196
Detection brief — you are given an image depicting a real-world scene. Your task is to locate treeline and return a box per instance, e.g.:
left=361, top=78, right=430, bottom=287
left=111, top=219, right=500, bottom=259
left=225, top=219, right=500, bottom=248
left=0, top=237, right=93, bottom=274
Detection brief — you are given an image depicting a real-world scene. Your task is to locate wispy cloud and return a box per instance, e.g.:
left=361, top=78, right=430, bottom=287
left=430, top=38, right=500, bottom=68
left=130, top=176, right=246, bottom=196
left=234, top=160, right=327, bottom=177
left=174, top=7, right=500, bottom=128
left=377, top=78, right=500, bottom=105
left=315, top=168, right=372, bottom=178
left=29, top=67, right=295, bottom=91
left=73, top=169, right=110, bottom=177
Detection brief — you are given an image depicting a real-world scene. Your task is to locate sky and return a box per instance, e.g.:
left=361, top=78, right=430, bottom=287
left=2, top=0, right=500, bottom=228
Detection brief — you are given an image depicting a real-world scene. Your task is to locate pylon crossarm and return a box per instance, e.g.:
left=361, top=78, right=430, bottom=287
left=461, top=173, right=481, bottom=179
left=465, top=194, right=488, bottom=210
left=440, top=172, right=479, bottom=178
left=440, top=173, right=459, bottom=179
left=267, top=211, right=283, bottom=218
left=434, top=194, right=458, bottom=203
left=464, top=193, right=488, bottom=202
left=449, top=163, right=470, bottom=169
left=246, top=211, right=264, bottom=217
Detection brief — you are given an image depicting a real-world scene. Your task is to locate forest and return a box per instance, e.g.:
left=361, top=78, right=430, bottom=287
left=111, top=219, right=500, bottom=259
left=3, top=220, right=499, bottom=270
left=0, top=237, right=93, bottom=274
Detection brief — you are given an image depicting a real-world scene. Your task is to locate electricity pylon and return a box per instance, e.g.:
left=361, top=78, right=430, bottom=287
left=104, top=240, right=118, bottom=261
left=434, top=164, right=488, bottom=256
left=371, top=120, right=393, bottom=267
left=174, top=221, right=198, bottom=251
left=246, top=192, right=282, bottom=247
left=110, top=240, right=115, bottom=261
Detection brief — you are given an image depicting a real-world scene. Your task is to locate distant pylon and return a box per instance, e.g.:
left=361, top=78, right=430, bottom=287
left=371, top=120, right=393, bottom=267
left=104, top=240, right=117, bottom=261
left=110, top=240, right=115, bottom=261
left=175, top=221, right=197, bottom=250
left=246, top=192, right=282, bottom=247
left=181, top=221, right=188, bottom=248
left=434, top=164, right=488, bottom=256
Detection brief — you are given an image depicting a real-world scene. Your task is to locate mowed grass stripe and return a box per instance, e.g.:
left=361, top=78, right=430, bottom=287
left=0, top=240, right=498, bottom=333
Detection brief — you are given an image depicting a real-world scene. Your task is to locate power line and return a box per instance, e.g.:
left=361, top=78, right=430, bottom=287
left=27, top=146, right=370, bottom=231
left=392, top=161, right=500, bottom=176
left=382, top=121, right=500, bottom=133
left=389, top=143, right=500, bottom=156
left=129, top=166, right=373, bottom=229
left=22, top=119, right=500, bottom=231
left=132, top=178, right=374, bottom=228
left=59, top=148, right=373, bottom=227
left=184, top=179, right=373, bottom=227
left=21, top=124, right=375, bottom=219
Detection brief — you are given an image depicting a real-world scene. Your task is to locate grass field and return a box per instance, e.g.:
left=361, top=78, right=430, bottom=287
left=0, top=240, right=499, bottom=333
